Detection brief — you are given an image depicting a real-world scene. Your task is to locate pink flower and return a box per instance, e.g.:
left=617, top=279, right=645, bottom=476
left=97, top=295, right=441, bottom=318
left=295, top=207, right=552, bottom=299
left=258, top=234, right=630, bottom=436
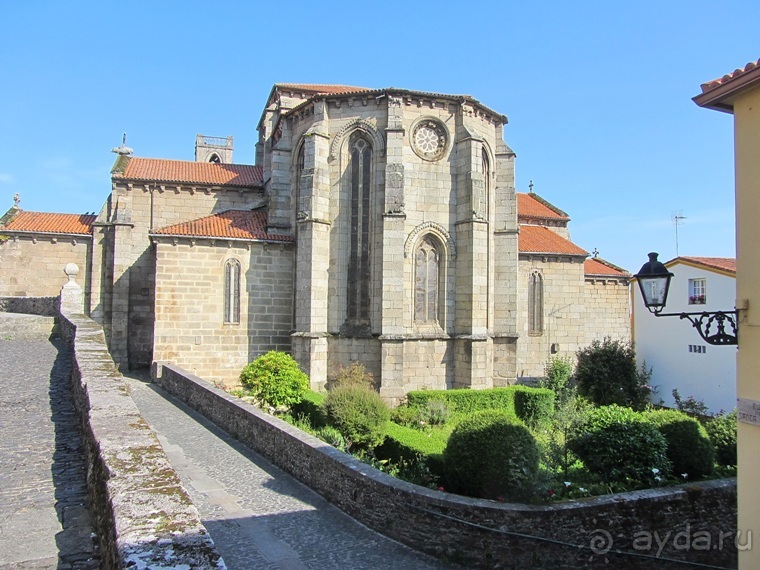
left=438, top=486, right=445, bottom=492
left=548, top=488, right=555, bottom=497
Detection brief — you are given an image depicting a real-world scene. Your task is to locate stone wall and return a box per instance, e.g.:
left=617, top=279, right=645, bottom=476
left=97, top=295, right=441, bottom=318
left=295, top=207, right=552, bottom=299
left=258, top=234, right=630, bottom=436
left=585, top=277, right=631, bottom=345
left=152, top=239, right=294, bottom=387
left=156, top=363, right=738, bottom=569
left=0, top=234, right=91, bottom=303
left=0, top=295, right=58, bottom=316
left=59, top=313, right=224, bottom=569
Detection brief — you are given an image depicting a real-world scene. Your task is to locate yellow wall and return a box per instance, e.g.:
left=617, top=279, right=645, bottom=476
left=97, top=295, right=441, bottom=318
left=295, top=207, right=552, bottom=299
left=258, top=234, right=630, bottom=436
left=733, top=83, right=760, bottom=568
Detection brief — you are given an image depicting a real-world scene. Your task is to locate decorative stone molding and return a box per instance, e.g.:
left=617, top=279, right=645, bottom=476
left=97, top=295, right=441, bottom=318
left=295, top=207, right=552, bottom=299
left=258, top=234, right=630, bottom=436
left=329, top=119, right=385, bottom=160
left=410, top=117, right=449, bottom=162
left=404, top=222, right=456, bottom=259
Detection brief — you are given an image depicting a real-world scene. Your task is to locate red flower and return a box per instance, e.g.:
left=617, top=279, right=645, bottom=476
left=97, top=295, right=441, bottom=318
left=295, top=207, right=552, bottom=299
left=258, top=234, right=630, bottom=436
left=438, top=486, right=445, bottom=492
left=548, top=488, right=555, bottom=497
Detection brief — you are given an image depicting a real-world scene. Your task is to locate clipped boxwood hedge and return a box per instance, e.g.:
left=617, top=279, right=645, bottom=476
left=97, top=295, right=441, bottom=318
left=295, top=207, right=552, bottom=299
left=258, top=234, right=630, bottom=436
left=643, top=409, right=715, bottom=478
left=512, top=386, right=555, bottom=428
left=375, top=422, right=447, bottom=476
left=406, top=387, right=516, bottom=415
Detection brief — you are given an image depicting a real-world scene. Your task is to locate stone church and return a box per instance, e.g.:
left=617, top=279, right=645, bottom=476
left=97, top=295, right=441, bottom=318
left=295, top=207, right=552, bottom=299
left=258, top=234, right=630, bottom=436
left=0, top=84, right=630, bottom=401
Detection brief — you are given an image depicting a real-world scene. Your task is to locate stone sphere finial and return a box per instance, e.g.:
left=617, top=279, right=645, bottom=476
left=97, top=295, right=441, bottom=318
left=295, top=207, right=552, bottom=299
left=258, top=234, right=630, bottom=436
left=64, top=263, right=80, bottom=282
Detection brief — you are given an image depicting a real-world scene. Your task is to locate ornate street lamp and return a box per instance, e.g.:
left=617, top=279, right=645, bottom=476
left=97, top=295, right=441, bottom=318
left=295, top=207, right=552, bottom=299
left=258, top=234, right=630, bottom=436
left=634, top=252, right=738, bottom=346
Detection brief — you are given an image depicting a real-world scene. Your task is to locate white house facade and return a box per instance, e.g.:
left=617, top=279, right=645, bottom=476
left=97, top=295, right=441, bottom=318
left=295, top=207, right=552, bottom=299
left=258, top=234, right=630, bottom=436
left=633, top=256, right=737, bottom=413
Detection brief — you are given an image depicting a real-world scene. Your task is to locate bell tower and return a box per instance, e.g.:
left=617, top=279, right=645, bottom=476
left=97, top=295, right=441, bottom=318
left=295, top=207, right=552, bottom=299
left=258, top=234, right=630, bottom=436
left=195, top=134, right=234, bottom=163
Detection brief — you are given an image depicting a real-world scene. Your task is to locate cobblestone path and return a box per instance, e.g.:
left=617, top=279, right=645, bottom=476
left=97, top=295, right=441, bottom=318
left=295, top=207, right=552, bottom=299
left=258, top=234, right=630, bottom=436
left=126, top=375, right=456, bottom=570
left=0, top=337, right=99, bottom=569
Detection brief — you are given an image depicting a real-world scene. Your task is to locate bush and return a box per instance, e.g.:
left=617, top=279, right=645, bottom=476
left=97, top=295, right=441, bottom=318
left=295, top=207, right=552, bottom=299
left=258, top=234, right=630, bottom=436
left=240, top=351, right=309, bottom=410
left=540, top=357, right=574, bottom=401
left=315, top=426, right=348, bottom=452
left=418, top=399, right=450, bottom=426
left=407, top=388, right=515, bottom=415
left=569, top=412, right=671, bottom=484
left=643, top=409, right=714, bottom=478
left=575, top=338, right=653, bottom=410
left=672, top=389, right=711, bottom=419
left=390, top=404, right=421, bottom=427
left=332, top=361, right=375, bottom=389
left=443, top=410, right=539, bottom=501
left=291, top=390, right=327, bottom=428
left=512, top=386, right=555, bottom=428
left=705, top=410, right=737, bottom=466
left=574, top=404, right=643, bottom=436
left=323, top=385, right=390, bottom=450
left=375, top=422, right=447, bottom=478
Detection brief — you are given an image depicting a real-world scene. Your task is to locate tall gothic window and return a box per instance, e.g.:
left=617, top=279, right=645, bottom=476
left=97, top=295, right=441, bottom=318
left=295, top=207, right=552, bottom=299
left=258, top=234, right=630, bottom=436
left=482, top=147, right=490, bottom=218
left=224, top=259, right=240, bottom=324
left=415, top=238, right=440, bottom=324
left=529, top=271, right=543, bottom=335
left=346, top=136, right=372, bottom=324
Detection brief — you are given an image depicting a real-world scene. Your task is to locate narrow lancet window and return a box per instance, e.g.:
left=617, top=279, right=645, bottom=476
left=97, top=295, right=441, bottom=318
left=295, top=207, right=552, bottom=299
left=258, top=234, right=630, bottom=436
left=224, top=259, right=240, bottom=324
left=415, top=238, right=440, bottom=324
left=529, top=271, right=543, bottom=334
left=346, top=136, right=372, bottom=324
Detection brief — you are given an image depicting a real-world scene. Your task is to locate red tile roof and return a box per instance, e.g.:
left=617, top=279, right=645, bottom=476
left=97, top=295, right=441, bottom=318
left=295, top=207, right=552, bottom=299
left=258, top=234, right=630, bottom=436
left=585, top=257, right=629, bottom=277
left=519, top=225, right=588, bottom=256
left=675, top=256, right=736, bottom=274
left=276, top=83, right=371, bottom=95
left=1, top=211, right=95, bottom=235
left=699, top=59, right=760, bottom=93
left=517, top=193, right=569, bottom=221
left=152, top=210, right=293, bottom=243
left=113, top=157, right=263, bottom=187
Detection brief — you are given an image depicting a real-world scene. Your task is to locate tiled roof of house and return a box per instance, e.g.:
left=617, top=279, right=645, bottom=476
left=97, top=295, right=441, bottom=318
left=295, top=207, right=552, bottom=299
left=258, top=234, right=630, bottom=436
left=693, top=59, right=760, bottom=112
left=151, top=210, right=293, bottom=243
left=1, top=211, right=95, bottom=235
left=276, top=83, right=371, bottom=95
left=676, top=256, right=736, bottom=274
left=699, top=59, right=760, bottom=93
left=112, top=157, right=264, bottom=187
left=584, top=257, right=629, bottom=277
left=517, top=193, right=569, bottom=221
left=518, top=225, right=587, bottom=256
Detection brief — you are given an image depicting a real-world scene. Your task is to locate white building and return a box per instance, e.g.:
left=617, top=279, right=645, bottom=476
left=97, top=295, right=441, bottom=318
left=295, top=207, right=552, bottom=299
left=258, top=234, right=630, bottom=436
left=633, top=256, right=737, bottom=413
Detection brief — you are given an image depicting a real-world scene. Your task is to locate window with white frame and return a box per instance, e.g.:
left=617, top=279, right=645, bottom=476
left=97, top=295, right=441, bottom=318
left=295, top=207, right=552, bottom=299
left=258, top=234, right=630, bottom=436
left=688, top=278, right=706, bottom=305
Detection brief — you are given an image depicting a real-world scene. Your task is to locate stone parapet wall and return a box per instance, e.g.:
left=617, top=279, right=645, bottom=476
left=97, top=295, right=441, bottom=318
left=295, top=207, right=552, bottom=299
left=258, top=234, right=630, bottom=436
left=156, top=363, right=737, bottom=569
left=59, top=313, right=224, bottom=569
left=0, top=295, right=59, bottom=316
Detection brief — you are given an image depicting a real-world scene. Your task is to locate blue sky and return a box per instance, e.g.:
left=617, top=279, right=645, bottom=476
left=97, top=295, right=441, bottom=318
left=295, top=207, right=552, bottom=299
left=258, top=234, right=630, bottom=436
left=1, top=1, right=756, bottom=273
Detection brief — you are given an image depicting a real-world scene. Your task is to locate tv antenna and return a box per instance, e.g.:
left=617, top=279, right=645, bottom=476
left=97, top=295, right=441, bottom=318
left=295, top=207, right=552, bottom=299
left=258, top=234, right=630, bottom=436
left=672, top=210, right=687, bottom=257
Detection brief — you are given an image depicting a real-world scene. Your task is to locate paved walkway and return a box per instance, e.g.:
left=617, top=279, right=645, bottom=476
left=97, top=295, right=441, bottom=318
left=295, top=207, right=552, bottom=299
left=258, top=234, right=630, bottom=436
left=125, top=374, right=455, bottom=570
left=0, top=336, right=99, bottom=569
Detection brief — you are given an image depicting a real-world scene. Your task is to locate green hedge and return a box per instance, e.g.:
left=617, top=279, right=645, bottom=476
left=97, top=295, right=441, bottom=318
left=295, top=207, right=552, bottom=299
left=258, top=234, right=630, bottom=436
left=512, top=386, right=555, bottom=428
left=375, top=423, right=447, bottom=476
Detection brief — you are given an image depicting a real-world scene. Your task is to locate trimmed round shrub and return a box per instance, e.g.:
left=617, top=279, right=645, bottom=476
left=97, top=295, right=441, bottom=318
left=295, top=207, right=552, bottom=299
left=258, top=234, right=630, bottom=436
left=513, top=386, right=555, bottom=428
left=705, top=410, right=737, bottom=467
left=569, top=419, right=671, bottom=484
left=643, top=409, right=714, bottom=478
left=323, top=385, right=390, bottom=450
left=443, top=410, right=539, bottom=501
left=572, top=404, right=642, bottom=437
left=240, top=351, right=309, bottom=409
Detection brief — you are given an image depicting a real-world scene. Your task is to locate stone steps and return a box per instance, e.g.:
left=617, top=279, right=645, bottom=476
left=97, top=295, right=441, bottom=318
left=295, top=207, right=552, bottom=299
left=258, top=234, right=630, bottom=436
left=0, top=313, right=58, bottom=340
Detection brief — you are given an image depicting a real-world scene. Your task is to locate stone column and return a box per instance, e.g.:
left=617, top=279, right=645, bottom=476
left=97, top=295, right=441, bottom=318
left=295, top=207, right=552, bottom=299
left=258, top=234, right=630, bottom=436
left=292, top=101, right=331, bottom=389
left=380, top=95, right=407, bottom=402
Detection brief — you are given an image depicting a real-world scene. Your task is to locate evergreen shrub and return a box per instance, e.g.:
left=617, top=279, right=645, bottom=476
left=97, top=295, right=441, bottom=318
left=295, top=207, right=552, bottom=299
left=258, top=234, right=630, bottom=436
left=575, top=338, right=653, bottom=410
left=375, top=422, right=447, bottom=477
left=390, top=404, right=420, bottom=427
left=291, top=390, right=327, bottom=428
left=323, top=385, right=390, bottom=450
left=705, top=410, right=737, bottom=466
left=406, top=387, right=516, bottom=415
left=315, top=425, right=348, bottom=452
left=512, top=386, right=555, bottom=428
left=569, top=410, right=671, bottom=484
left=643, top=409, right=714, bottom=478
left=443, top=410, right=539, bottom=501
left=239, top=351, right=309, bottom=410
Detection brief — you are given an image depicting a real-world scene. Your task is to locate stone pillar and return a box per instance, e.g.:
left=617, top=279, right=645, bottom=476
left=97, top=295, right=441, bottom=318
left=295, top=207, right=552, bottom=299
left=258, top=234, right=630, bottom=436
left=60, top=263, right=84, bottom=315
left=292, top=101, right=331, bottom=389
left=109, top=195, right=134, bottom=370
left=492, top=131, right=519, bottom=385
left=453, top=122, right=492, bottom=388
left=380, top=95, right=408, bottom=402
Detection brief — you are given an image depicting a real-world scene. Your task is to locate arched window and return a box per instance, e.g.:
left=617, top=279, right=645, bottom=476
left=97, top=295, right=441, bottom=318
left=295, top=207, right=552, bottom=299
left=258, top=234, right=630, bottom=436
left=529, top=271, right=543, bottom=335
left=414, top=238, right=440, bottom=324
left=482, top=146, right=490, bottom=218
left=346, top=135, right=372, bottom=324
left=208, top=153, right=221, bottom=163
left=224, top=259, right=240, bottom=324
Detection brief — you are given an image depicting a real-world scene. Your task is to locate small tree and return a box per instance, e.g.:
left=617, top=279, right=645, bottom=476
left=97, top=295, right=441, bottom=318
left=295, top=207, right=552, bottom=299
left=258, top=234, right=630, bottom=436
left=575, top=338, right=653, bottom=410
left=540, top=356, right=574, bottom=402
left=240, top=351, right=309, bottom=410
